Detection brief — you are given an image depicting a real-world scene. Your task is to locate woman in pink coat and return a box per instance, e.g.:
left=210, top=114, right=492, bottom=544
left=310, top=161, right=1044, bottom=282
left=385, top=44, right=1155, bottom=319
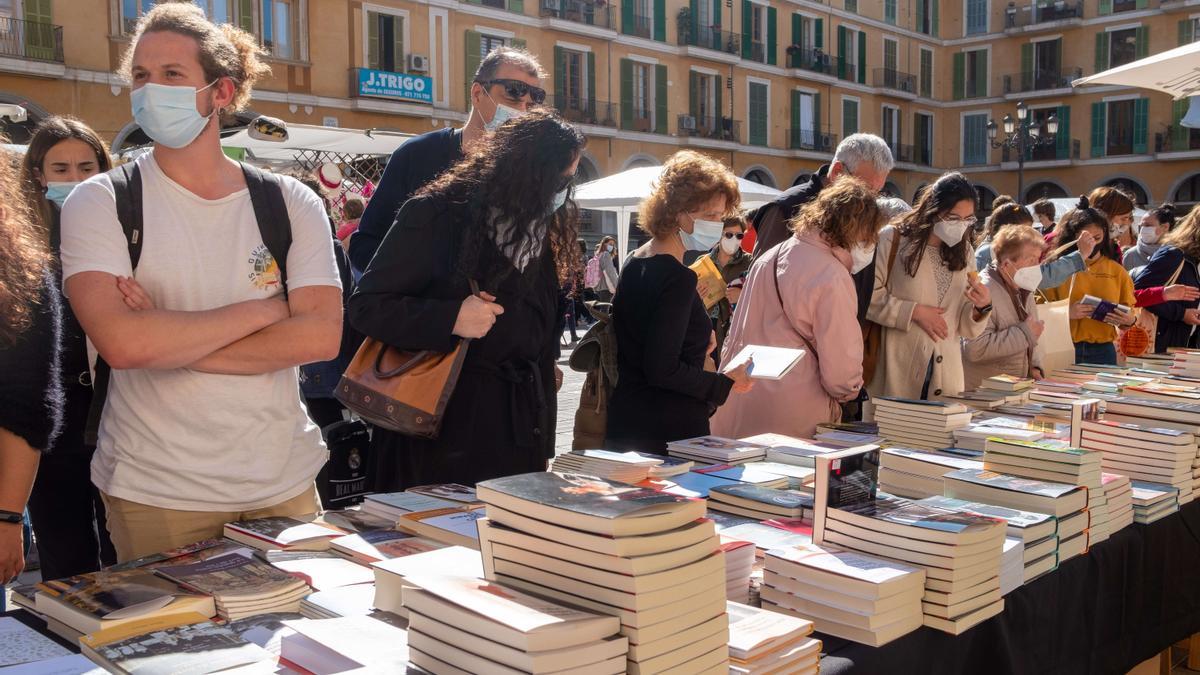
left=712, top=179, right=885, bottom=439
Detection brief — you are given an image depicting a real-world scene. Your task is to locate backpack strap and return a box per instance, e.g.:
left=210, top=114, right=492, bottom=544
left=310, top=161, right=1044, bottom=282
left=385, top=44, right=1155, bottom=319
left=240, top=163, right=292, bottom=292
left=84, top=162, right=144, bottom=445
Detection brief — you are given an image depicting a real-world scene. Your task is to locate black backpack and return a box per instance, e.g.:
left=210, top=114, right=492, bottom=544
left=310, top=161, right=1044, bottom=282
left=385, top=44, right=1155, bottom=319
left=83, top=162, right=293, bottom=445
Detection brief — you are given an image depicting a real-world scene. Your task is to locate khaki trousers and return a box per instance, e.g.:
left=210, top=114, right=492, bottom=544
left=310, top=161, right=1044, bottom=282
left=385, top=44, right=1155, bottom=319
left=100, top=485, right=321, bottom=563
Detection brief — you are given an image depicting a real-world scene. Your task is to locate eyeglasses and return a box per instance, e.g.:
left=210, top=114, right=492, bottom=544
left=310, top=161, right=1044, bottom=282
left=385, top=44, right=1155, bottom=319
left=477, top=79, right=546, bottom=105
left=723, top=232, right=745, bottom=240
left=942, top=216, right=979, bottom=228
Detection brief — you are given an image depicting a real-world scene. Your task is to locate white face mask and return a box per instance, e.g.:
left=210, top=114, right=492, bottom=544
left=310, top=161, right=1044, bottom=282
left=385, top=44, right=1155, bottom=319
left=719, top=234, right=741, bottom=255
left=849, top=243, right=876, bottom=274
left=483, top=90, right=524, bottom=131
left=932, top=219, right=969, bottom=247
left=1139, top=227, right=1160, bottom=245
left=1011, top=264, right=1043, bottom=292
left=604, top=244, right=613, bottom=253
left=550, top=187, right=569, bottom=213
left=681, top=217, right=724, bottom=251
left=1111, top=223, right=1129, bottom=238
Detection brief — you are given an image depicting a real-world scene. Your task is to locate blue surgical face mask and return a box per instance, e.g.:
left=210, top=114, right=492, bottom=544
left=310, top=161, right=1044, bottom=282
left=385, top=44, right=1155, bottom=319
left=131, top=80, right=217, bottom=149
left=483, top=90, right=524, bottom=132
left=45, top=181, right=79, bottom=208
left=550, top=187, right=569, bottom=214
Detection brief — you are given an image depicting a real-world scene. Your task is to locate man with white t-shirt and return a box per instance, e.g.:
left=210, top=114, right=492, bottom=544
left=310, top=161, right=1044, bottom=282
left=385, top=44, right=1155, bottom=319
left=60, top=5, right=342, bottom=561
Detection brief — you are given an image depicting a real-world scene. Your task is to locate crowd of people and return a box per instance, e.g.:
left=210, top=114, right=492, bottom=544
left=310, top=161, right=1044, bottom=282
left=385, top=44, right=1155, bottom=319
left=1, top=1, right=1197, bottom=590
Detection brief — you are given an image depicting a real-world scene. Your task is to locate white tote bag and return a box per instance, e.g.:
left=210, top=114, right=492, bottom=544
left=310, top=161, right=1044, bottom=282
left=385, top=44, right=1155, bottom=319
left=1038, top=295, right=1076, bottom=372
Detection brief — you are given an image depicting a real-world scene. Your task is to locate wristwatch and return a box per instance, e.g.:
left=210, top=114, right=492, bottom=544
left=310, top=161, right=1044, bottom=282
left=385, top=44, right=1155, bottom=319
left=0, top=510, right=21, bottom=524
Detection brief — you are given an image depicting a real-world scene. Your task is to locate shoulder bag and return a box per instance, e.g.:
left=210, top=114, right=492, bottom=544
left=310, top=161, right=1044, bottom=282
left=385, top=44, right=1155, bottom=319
left=335, top=281, right=478, bottom=439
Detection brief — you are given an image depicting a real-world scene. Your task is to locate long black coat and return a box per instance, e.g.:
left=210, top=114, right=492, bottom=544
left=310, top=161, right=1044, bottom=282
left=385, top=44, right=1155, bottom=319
left=348, top=196, right=560, bottom=490
left=1134, top=245, right=1200, bottom=353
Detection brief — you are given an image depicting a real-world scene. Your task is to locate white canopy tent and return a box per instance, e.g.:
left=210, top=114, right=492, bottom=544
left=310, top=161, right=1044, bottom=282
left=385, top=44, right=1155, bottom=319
left=1073, top=40, right=1200, bottom=100
left=1025, top=197, right=1148, bottom=223
left=573, top=166, right=783, bottom=258
left=219, top=123, right=413, bottom=164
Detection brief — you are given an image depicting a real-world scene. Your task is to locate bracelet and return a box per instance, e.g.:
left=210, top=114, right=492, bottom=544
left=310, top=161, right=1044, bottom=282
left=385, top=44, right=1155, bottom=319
left=0, top=509, right=21, bottom=524
left=975, top=303, right=993, bottom=314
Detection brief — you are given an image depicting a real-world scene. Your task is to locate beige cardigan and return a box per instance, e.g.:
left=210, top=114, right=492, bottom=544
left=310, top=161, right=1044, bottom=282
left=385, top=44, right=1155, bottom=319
left=867, top=226, right=988, bottom=399
left=961, top=267, right=1044, bottom=390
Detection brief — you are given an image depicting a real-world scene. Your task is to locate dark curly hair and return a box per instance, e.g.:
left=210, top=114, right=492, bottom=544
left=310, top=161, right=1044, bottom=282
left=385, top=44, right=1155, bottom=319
left=1050, top=195, right=1118, bottom=263
left=417, top=108, right=586, bottom=287
left=0, top=143, right=48, bottom=346
left=1148, top=202, right=1177, bottom=230
left=895, top=172, right=978, bottom=277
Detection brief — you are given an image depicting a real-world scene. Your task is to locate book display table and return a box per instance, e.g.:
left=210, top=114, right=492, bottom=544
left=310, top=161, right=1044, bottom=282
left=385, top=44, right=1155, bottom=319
left=819, top=500, right=1200, bottom=674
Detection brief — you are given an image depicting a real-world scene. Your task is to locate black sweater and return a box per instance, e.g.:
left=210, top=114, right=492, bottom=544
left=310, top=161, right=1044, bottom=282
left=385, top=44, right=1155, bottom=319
left=606, top=255, right=734, bottom=452
left=0, top=267, right=63, bottom=452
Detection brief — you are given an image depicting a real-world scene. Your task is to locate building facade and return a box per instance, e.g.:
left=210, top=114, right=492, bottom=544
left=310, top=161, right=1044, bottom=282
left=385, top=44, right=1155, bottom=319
left=1, top=0, right=1199, bottom=241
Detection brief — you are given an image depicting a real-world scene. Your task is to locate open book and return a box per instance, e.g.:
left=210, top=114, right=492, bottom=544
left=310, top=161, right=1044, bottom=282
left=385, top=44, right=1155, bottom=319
left=723, top=345, right=806, bottom=380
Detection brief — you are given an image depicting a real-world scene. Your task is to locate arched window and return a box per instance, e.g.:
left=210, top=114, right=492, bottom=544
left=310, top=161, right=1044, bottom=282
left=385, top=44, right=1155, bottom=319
left=744, top=168, right=776, bottom=188
left=1024, top=181, right=1068, bottom=202
left=1103, top=178, right=1148, bottom=207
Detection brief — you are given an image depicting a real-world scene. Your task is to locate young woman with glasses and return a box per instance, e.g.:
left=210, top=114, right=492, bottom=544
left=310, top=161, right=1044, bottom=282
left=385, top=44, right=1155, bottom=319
left=868, top=172, right=992, bottom=399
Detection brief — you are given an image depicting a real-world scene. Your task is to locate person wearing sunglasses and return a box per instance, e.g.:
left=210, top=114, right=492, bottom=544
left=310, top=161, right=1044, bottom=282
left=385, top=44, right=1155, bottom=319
left=868, top=173, right=992, bottom=400
left=704, top=213, right=753, bottom=363
left=349, top=47, right=546, bottom=273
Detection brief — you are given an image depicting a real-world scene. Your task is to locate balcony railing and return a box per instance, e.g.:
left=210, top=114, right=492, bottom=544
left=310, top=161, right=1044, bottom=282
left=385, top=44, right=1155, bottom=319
left=626, top=14, right=652, bottom=39
left=895, top=143, right=933, bottom=166
left=625, top=111, right=654, bottom=133
left=1003, top=67, right=1082, bottom=93
left=1002, top=139, right=1081, bottom=161
left=789, top=128, right=837, bottom=152
left=0, top=17, right=63, bottom=62
left=540, top=0, right=613, bottom=29
left=837, top=60, right=858, bottom=82
left=747, top=41, right=766, bottom=63
left=1156, top=126, right=1200, bottom=153
left=679, top=24, right=740, bottom=55
left=678, top=114, right=741, bottom=142
left=786, top=47, right=835, bottom=76
left=1004, top=0, right=1084, bottom=28
left=549, top=97, right=618, bottom=127
left=873, top=68, right=917, bottom=94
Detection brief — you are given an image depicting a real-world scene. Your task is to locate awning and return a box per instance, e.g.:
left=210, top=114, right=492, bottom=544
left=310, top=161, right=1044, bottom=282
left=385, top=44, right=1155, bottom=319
left=220, top=123, right=414, bottom=163
left=1073, top=40, right=1200, bottom=99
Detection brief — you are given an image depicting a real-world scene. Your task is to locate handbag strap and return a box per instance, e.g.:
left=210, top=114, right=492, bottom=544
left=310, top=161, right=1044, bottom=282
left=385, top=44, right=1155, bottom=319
left=882, top=230, right=901, bottom=292
left=373, top=279, right=481, bottom=379
left=772, top=244, right=818, bottom=362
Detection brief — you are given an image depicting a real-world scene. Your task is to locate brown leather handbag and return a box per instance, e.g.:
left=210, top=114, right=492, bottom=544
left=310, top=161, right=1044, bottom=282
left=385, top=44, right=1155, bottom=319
left=861, top=233, right=901, bottom=386
left=335, top=282, right=478, bottom=439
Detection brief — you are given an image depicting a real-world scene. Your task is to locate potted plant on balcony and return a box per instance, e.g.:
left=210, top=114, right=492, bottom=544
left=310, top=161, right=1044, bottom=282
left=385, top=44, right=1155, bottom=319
left=677, top=6, right=692, bottom=44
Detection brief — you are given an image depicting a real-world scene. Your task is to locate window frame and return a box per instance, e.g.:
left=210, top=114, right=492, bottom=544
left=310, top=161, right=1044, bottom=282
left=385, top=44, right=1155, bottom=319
left=362, top=4, right=410, bottom=73
left=842, top=95, right=860, bottom=137
left=961, top=111, right=989, bottom=166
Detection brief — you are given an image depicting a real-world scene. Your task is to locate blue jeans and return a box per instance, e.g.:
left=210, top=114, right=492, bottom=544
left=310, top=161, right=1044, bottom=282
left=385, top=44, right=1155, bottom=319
left=1074, top=341, right=1117, bottom=366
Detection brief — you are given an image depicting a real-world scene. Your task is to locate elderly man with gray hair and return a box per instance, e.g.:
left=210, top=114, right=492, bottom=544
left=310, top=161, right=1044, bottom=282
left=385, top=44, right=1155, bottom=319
left=750, top=133, right=895, bottom=261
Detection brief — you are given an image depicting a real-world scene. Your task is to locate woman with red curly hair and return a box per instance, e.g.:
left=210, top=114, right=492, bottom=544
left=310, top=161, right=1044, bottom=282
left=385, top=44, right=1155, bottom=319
left=606, top=151, right=753, bottom=452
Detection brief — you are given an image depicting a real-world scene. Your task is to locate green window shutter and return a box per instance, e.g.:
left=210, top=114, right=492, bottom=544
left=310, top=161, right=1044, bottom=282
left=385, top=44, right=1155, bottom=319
left=791, top=13, right=801, bottom=48
left=916, top=0, right=925, bottom=34
left=920, top=50, right=932, bottom=98
left=790, top=89, right=801, bottom=136
left=1135, top=0, right=1147, bottom=8
left=620, top=59, right=633, bottom=129
left=622, top=0, right=634, bottom=35
left=1099, top=0, right=1111, bottom=14
left=689, top=0, right=700, bottom=40
left=587, top=52, right=596, bottom=111
left=713, top=0, right=722, bottom=27
left=1173, top=98, right=1189, bottom=148
left=1095, top=32, right=1109, bottom=74
left=767, top=7, right=777, bottom=66
left=465, top=30, right=482, bottom=106
left=715, top=75, right=723, bottom=121
left=394, top=18, right=405, bottom=69
left=1091, top=102, right=1107, bottom=158
left=931, top=1, right=939, bottom=37
left=238, top=0, right=254, bottom=32
left=974, top=51, right=987, bottom=98
left=510, top=38, right=526, bottom=49
left=749, top=84, right=765, bottom=145
left=689, top=71, right=700, bottom=118
left=813, top=92, right=821, bottom=141
left=1180, top=20, right=1194, bottom=46
left=1133, top=98, right=1149, bottom=154
left=1056, top=105, right=1071, bottom=159
left=653, top=0, right=665, bottom=41
left=1020, top=42, right=1032, bottom=87
left=857, top=31, right=866, bottom=84
left=554, top=46, right=566, bottom=106
left=655, top=64, right=668, bottom=134
left=952, top=53, right=965, bottom=101
left=742, top=1, right=752, bottom=59
left=814, top=18, right=823, bottom=49
left=1135, top=26, right=1148, bottom=59
left=508, top=0, right=525, bottom=14
left=23, top=0, right=52, bottom=59
left=367, top=13, right=380, bottom=69
left=837, top=26, right=847, bottom=80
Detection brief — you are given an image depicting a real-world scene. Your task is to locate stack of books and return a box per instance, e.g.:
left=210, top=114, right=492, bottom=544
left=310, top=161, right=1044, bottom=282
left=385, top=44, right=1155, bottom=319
left=154, top=549, right=311, bottom=621
left=549, top=450, right=668, bottom=484
left=871, top=398, right=973, bottom=451
left=944, top=469, right=1089, bottom=563
left=939, top=389, right=1014, bottom=410
left=920, top=496, right=1058, bottom=585
left=1103, top=396, right=1200, bottom=496
left=736, top=461, right=816, bottom=491
left=813, top=429, right=887, bottom=447
left=1102, top=473, right=1134, bottom=533
left=1126, top=353, right=1175, bottom=371
left=981, top=374, right=1035, bottom=394
left=81, top=616, right=277, bottom=674
left=762, top=544, right=925, bottom=647
left=741, top=434, right=845, bottom=469
left=999, top=538, right=1025, bottom=597
left=878, top=447, right=982, bottom=500
left=397, top=508, right=486, bottom=549
left=982, top=437, right=1109, bottom=546
left=717, top=521, right=813, bottom=557
left=300, top=583, right=376, bottom=619
left=727, top=601, right=822, bottom=674
left=329, top=529, right=444, bottom=565
left=952, top=424, right=1045, bottom=452
left=361, top=491, right=463, bottom=523
left=667, top=436, right=768, bottom=466
left=813, top=448, right=1008, bottom=635
left=372, top=546, right=485, bottom=617
left=475, top=472, right=730, bottom=674
left=1130, top=481, right=1181, bottom=524
left=401, top=575, right=628, bottom=675
left=1077, top=419, right=1196, bottom=506
left=222, top=517, right=344, bottom=552
left=707, top=484, right=811, bottom=521
left=721, top=538, right=756, bottom=603
left=1124, top=381, right=1200, bottom=403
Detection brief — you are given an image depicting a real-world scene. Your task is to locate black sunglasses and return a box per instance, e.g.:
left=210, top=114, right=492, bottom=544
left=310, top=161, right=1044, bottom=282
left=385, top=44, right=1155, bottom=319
left=478, top=78, right=546, bottom=105
left=723, top=232, right=745, bottom=240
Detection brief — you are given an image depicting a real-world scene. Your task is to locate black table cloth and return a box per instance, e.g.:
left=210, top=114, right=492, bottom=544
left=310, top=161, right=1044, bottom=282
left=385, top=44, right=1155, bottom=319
left=818, top=500, right=1200, bottom=675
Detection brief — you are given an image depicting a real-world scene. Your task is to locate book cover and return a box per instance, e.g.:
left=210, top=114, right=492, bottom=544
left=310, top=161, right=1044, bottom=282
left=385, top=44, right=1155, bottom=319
left=668, top=435, right=770, bottom=457
left=407, top=484, right=480, bottom=504
left=225, top=517, right=342, bottom=546
left=837, top=494, right=1006, bottom=535
left=723, top=345, right=806, bottom=380
left=693, top=463, right=789, bottom=485
left=576, top=449, right=665, bottom=466
left=332, top=530, right=443, bottom=562
left=658, top=471, right=740, bottom=498
left=711, top=484, right=813, bottom=510
left=154, top=549, right=303, bottom=597
left=824, top=448, right=880, bottom=510
left=37, top=569, right=183, bottom=621
left=875, top=397, right=969, bottom=414
left=107, top=539, right=229, bottom=572
left=89, top=620, right=274, bottom=673
left=945, top=469, right=1079, bottom=498
left=411, top=509, right=485, bottom=543
left=477, top=471, right=701, bottom=520
left=919, top=496, right=1055, bottom=531
left=689, top=254, right=727, bottom=310
left=365, top=492, right=460, bottom=513
left=403, top=575, right=617, bottom=635
left=766, top=544, right=922, bottom=584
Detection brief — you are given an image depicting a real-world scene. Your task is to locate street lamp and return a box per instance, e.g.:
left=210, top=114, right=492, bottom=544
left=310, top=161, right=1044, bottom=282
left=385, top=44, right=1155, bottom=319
left=988, top=102, right=1057, bottom=203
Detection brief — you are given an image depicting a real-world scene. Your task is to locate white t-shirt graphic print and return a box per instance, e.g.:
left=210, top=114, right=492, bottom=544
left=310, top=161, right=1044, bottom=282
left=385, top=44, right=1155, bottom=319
left=60, top=154, right=341, bottom=511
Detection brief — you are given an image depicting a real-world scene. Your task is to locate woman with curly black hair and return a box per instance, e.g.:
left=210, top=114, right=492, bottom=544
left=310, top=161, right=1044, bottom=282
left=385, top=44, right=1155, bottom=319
left=350, top=109, right=585, bottom=489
